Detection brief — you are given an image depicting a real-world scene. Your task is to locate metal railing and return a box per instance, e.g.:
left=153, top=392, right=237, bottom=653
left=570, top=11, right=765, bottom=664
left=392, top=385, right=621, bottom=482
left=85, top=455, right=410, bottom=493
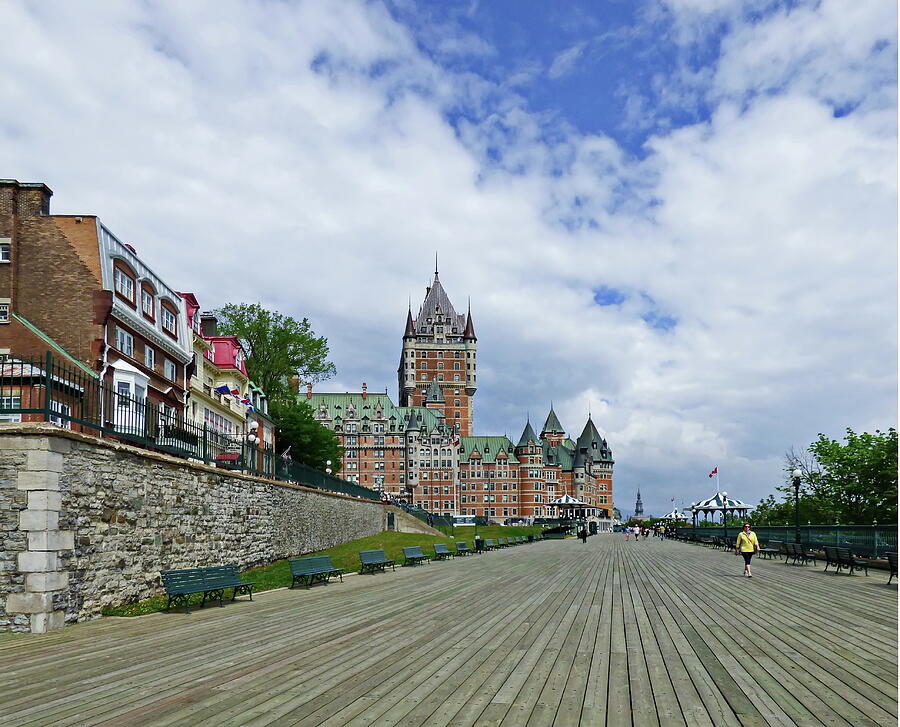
left=1, top=353, right=379, bottom=501
left=676, top=525, right=897, bottom=558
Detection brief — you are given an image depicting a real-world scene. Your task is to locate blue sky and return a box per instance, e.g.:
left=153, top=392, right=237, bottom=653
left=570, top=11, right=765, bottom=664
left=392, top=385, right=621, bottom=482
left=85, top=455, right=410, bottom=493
left=0, top=0, right=896, bottom=517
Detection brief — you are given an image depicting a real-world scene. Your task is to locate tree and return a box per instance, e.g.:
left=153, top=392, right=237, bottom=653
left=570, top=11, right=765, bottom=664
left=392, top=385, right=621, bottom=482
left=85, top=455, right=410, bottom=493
left=270, top=400, right=344, bottom=473
left=756, top=428, right=898, bottom=525
left=216, top=303, right=336, bottom=404
left=802, top=428, right=897, bottom=524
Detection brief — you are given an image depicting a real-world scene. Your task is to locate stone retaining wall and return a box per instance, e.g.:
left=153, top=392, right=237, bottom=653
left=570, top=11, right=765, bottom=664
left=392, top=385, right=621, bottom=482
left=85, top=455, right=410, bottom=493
left=0, top=424, right=384, bottom=633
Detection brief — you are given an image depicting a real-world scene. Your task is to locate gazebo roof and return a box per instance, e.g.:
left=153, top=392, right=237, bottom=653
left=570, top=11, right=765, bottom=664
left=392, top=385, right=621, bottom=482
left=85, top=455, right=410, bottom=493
left=548, top=494, right=588, bottom=507
left=661, top=508, right=689, bottom=520
left=690, top=491, right=753, bottom=512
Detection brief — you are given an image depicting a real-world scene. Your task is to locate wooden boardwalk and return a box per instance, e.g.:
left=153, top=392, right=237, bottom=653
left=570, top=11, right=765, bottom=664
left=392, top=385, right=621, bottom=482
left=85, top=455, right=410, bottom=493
left=1, top=537, right=896, bottom=726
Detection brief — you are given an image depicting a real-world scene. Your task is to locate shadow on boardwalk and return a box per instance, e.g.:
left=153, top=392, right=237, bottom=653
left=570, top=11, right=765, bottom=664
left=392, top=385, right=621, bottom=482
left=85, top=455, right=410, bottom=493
left=1, top=537, right=896, bottom=726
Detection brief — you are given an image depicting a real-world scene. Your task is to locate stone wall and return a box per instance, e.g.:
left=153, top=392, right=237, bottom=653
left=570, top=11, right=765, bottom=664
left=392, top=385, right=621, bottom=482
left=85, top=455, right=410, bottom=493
left=0, top=424, right=384, bottom=633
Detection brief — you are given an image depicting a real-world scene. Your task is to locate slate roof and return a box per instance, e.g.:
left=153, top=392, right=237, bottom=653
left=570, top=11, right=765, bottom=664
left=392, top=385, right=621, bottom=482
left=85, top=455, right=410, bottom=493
left=517, top=420, right=539, bottom=447
left=424, top=378, right=445, bottom=403
left=541, top=407, right=565, bottom=435
left=413, top=273, right=466, bottom=336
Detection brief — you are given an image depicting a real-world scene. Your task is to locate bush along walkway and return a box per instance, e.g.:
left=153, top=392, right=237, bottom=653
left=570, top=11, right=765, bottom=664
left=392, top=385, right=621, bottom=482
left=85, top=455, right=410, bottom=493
left=102, top=526, right=543, bottom=617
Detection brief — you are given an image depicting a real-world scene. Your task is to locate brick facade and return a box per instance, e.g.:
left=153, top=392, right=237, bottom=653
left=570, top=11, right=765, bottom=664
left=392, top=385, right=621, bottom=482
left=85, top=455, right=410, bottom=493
left=0, top=179, right=192, bottom=416
left=306, top=267, right=616, bottom=524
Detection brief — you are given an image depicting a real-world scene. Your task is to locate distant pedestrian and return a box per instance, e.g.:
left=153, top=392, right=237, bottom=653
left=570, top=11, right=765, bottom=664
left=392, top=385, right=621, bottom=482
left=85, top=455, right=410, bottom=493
left=624, top=527, right=630, bottom=541
left=579, top=527, right=588, bottom=543
left=735, top=522, right=760, bottom=577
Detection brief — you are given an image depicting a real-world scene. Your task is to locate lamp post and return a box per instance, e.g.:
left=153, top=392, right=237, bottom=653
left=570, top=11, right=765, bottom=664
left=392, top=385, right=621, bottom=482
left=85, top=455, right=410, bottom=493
left=325, top=459, right=333, bottom=475
left=792, top=468, right=802, bottom=544
left=246, top=420, right=260, bottom=474
left=721, top=491, right=728, bottom=541
left=691, top=506, right=697, bottom=529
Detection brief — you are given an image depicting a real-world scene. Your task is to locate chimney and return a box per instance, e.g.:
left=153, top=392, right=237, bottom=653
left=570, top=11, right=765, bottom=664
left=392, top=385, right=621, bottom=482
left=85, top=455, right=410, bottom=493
left=0, top=180, right=53, bottom=217
left=200, top=312, right=218, bottom=337
left=361, top=382, right=367, bottom=400
left=306, top=383, right=312, bottom=400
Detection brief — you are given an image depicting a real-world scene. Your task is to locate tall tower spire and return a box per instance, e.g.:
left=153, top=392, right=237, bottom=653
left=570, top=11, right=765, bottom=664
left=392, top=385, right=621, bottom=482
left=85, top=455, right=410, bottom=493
left=398, top=263, right=476, bottom=435
left=635, top=489, right=644, bottom=519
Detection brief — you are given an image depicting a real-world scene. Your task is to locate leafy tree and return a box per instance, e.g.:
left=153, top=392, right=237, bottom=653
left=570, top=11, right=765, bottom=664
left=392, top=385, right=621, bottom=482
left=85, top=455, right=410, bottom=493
left=217, top=303, right=336, bottom=404
left=270, top=400, right=343, bottom=473
left=755, top=428, right=897, bottom=525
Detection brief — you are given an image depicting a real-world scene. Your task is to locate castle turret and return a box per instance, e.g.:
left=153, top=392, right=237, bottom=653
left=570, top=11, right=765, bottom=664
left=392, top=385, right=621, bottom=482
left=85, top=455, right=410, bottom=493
left=398, top=265, right=476, bottom=435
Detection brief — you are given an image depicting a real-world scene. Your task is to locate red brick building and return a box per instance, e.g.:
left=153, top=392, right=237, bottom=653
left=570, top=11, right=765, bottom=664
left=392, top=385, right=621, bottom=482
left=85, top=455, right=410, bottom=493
left=0, top=179, right=193, bottom=427
left=307, top=267, right=615, bottom=525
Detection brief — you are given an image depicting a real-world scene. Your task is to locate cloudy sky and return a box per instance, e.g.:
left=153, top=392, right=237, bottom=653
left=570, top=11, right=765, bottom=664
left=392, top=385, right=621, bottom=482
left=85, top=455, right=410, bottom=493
left=2, top=0, right=896, bottom=517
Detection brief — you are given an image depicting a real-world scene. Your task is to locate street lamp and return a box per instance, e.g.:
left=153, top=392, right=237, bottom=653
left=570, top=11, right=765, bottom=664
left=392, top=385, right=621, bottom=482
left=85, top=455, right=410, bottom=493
left=246, top=420, right=260, bottom=472
left=325, top=459, right=333, bottom=475
left=721, top=491, right=728, bottom=540
left=792, top=468, right=802, bottom=544
left=691, top=506, right=697, bottom=529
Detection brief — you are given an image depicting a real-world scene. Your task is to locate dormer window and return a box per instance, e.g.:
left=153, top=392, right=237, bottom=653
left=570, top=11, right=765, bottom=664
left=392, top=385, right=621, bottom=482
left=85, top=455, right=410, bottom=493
left=141, top=286, right=155, bottom=319
left=161, top=305, right=177, bottom=338
left=114, top=265, right=135, bottom=304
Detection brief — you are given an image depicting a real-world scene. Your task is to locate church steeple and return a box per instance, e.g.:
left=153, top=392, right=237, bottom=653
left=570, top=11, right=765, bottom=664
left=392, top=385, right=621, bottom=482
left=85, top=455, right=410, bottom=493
left=635, top=490, right=644, bottom=519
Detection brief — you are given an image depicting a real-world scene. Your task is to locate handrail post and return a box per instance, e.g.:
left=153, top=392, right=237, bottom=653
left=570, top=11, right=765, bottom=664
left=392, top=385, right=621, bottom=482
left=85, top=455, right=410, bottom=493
left=44, top=351, right=53, bottom=422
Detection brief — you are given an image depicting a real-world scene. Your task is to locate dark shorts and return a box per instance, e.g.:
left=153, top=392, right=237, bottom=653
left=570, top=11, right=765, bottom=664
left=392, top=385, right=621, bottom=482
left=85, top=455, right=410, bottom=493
left=742, top=551, right=754, bottom=565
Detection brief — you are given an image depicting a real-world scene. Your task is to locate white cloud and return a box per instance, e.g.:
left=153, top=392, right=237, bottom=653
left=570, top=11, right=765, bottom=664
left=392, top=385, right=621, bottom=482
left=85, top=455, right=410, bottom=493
left=548, top=42, right=587, bottom=79
left=0, top=0, right=894, bottom=517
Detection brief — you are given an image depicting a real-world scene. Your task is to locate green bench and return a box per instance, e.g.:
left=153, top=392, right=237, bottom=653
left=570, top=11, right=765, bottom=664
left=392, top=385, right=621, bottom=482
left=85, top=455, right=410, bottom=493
left=402, top=546, right=430, bottom=566
left=455, top=541, right=472, bottom=556
left=834, top=546, right=868, bottom=576
left=359, top=549, right=395, bottom=574
left=432, top=543, right=453, bottom=560
left=483, top=539, right=497, bottom=550
left=785, top=542, right=816, bottom=565
left=161, top=565, right=255, bottom=613
left=288, top=555, right=344, bottom=589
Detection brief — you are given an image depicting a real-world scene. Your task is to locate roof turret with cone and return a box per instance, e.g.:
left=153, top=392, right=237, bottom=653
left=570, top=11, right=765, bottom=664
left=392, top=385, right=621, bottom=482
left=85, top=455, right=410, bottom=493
left=403, top=308, right=415, bottom=339
left=541, top=406, right=564, bottom=435
left=424, top=378, right=445, bottom=404
left=516, top=419, right=538, bottom=448
left=463, top=302, right=476, bottom=341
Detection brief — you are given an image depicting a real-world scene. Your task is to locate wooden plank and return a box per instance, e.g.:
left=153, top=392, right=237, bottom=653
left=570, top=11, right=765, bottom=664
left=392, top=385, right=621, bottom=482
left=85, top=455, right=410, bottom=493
left=0, top=537, right=895, bottom=727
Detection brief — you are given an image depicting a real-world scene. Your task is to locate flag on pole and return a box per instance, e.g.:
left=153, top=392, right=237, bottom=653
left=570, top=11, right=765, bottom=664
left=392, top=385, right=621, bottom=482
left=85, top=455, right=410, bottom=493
left=214, top=385, right=231, bottom=395
left=708, top=466, right=718, bottom=478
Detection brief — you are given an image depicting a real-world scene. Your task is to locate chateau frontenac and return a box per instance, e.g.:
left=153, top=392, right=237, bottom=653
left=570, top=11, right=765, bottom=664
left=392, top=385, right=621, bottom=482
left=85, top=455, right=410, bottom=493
left=303, top=268, right=614, bottom=524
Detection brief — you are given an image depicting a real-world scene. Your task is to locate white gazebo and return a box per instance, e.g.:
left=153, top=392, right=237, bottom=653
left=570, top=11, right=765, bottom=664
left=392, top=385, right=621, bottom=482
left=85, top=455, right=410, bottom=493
left=661, top=508, right=689, bottom=521
left=689, top=491, right=753, bottom=528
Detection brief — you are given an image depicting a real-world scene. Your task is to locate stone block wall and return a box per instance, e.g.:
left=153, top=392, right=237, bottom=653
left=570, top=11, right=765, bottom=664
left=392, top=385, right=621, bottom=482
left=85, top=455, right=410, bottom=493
left=0, top=424, right=384, bottom=633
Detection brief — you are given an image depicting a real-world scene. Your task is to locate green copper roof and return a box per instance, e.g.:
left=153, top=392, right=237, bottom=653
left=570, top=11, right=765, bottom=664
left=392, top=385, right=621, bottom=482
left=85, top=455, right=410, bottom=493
left=543, top=440, right=574, bottom=470
left=541, top=407, right=564, bottom=434
left=424, top=378, right=444, bottom=403
left=516, top=420, right=538, bottom=447
left=460, top=436, right=518, bottom=464
left=305, top=392, right=449, bottom=434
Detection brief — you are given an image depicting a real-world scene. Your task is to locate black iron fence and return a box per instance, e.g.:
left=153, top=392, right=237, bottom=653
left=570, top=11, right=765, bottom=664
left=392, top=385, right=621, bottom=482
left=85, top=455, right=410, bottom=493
left=1, top=353, right=379, bottom=501
left=677, top=524, right=897, bottom=558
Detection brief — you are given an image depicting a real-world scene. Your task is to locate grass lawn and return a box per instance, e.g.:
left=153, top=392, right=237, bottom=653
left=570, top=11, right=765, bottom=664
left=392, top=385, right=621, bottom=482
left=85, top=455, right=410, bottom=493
left=102, top=525, right=544, bottom=618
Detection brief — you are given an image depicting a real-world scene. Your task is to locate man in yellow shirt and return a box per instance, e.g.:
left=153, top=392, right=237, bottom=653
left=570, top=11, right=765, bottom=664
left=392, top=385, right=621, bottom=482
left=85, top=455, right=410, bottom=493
left=735, top=522, right=760, bottom=577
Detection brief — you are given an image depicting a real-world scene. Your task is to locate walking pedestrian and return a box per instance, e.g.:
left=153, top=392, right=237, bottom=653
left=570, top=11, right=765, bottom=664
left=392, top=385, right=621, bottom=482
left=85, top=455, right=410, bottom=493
left=735, top=522, right=760, bottom=577
left=579, top=527, right=588, bottom=543
left=624, top=527, right=630, bottom=542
